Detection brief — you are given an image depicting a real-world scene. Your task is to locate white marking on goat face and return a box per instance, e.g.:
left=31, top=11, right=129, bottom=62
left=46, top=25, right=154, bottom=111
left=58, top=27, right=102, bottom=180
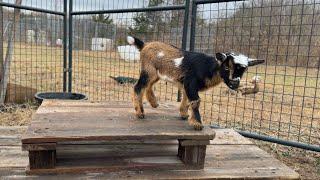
left=127, top=36, right=135, bottom=45
left=157, top=51, right=165, bottom=58
left=157, top=71, right=174, bottom=82
left=173, top=57, right=184, bottom=67
left=231, top=54, right=249, bottom=67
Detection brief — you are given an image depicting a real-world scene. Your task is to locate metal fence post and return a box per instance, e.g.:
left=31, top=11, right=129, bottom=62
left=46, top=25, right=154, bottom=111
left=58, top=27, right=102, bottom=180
left=189, top=0, right=197, bottom=52
left=177, top=0, right=191, bottom=102
left=68, top=0, right=73, bottom=92
left=63, top=0, right=67, bottom=92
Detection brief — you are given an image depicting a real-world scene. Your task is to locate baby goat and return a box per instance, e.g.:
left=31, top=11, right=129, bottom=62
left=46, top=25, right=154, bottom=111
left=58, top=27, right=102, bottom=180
left=128, top=36, right=264, bottom=130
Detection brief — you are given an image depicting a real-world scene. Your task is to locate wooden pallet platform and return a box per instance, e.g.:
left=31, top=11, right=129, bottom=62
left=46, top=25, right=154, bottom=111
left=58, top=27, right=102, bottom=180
left=21, top=100, right=215, bottom=174
left=1, top=126, right=299, bottom=179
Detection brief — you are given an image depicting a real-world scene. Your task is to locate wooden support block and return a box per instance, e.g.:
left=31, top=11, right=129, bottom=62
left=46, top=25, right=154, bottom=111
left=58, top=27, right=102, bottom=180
left=177, top=140, right=185, bottom=159
left=178, top=143, right=207, bottom=169
left=29, top=150, right=56, bottom=169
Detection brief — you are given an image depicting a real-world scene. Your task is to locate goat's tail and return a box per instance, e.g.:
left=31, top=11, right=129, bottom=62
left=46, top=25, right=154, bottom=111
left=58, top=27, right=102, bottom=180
left=127, top=36, right=144, bottom=51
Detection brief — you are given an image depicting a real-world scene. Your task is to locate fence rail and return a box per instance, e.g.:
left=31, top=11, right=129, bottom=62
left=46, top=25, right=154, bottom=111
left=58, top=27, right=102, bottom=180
left=0, top=0, right=319, bottom=152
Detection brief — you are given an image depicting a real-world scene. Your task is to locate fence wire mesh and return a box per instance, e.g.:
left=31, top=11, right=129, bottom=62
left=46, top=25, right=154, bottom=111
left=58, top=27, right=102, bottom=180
left=0, top=0, right=319, bottom=150
left=71, top=0, right=186, bottom=102
left=192, top=0, right=320, bottom=147
left=0, top=0, right=65, bottom=103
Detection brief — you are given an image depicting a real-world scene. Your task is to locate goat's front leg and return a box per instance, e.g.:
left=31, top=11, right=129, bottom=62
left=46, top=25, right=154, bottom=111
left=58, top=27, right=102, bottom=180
left=184, top=79, right=203, bottom=130
left=179, top=89, right=189, bottom=120
left=132, top=70, right=149, bottom=119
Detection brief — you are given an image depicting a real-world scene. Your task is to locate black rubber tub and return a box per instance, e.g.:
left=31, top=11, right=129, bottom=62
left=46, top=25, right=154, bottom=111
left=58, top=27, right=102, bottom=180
left=34, top=92, right=88, bottom=104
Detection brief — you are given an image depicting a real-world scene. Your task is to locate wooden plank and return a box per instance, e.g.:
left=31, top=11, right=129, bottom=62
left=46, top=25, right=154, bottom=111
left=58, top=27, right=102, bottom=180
left=0, top=140, right=299, bottom=179
left=0, top=146, right=28, bottom=168
left=57, top=144, right=178, bottom=158
left=22, top=101, right=214, bottom=143
left=0, top=136, right=21, bottom=146
left=180, top=140, right=210, bottom=146
left=0, top=126, right=27, bottom=136
left=21, top=145, right=298, bottom=178
left=211, top=128, right=253, bottom=145
left=0, top=124, right=299, bottom=179
left=22, top=143, right=56, bottom=151
left=26, top=156, right=185, bottom=175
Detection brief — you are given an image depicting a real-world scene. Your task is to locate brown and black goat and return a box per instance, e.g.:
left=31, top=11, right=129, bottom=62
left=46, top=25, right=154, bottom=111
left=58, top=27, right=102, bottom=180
left=128, top=36, right=264, bottom=130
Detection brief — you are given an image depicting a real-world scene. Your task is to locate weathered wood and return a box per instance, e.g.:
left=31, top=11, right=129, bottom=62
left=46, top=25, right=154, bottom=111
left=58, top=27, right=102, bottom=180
left=29, top=150, right=56, bottom=169
left=180, top=145, right=206, bottom=169
left=22, top=143, right=56, bottom=151
left=1, top=126, right=299, bottom=179
left=0, top=146, right=28, bottom=168
left=211, top=128, right=253, bottom=145
left=180, top=140, right=210, bottom=146
left=26, top=155, right=185, bottom=175
left=22, top=100, right=214, bottom=143
left=177, top=140, right=185, bottom=159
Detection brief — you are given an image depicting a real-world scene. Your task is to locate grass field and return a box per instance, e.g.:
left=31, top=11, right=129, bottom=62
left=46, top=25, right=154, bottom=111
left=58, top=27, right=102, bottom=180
left=3, top=42, right=320, bottom=146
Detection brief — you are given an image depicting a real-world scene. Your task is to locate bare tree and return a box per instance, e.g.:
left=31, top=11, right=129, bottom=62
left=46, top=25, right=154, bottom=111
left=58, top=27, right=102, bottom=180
left=0, top=0, right=22, bottom=104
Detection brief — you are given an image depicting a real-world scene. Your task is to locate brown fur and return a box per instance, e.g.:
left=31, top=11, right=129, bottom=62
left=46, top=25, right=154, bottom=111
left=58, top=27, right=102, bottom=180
left=133, top=41, right=220, bottom=130
left=179, top=89, right=189, bottom=119
left=141, top=42, right=184, bottom=82
left=188, top=99, right=203, bottom=130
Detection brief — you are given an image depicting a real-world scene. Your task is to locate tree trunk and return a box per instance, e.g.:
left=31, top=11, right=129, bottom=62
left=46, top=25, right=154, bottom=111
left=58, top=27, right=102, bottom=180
left=0, top=0, right=22, bottom=104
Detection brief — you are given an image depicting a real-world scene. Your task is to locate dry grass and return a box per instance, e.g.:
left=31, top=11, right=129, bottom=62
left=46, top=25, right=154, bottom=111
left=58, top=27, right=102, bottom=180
left=254, top=140, right=320, bottom=180
left=3, top=42, right=320, bottom=146
left=0, top=102, right=38, bottom=126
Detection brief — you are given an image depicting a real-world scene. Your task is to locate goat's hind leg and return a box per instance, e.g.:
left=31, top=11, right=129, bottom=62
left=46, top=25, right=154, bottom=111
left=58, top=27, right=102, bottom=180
left=146, top=75, right=159, bottom=108
left=179, top=89, right=189, bottom=120
left=133, top=70, right=149, bottom=119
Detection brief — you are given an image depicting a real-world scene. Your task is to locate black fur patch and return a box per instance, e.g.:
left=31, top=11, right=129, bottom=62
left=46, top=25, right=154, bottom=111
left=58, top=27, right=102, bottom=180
left=180, top=51, right=220, bottom=91
left=134, top=70, right=149, bottom=94
left=133, top=37, right=145, bottom=51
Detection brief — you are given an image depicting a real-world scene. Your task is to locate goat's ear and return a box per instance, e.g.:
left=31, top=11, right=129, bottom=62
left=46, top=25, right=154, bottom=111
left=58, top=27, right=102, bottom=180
left=216, top=53, right=227, bottom=62
left=248, top=59, right=265, bottom=66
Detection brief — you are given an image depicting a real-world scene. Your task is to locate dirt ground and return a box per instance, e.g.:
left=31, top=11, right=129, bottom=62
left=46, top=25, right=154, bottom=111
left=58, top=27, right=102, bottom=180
left=0, top=103, right=318, bottom=179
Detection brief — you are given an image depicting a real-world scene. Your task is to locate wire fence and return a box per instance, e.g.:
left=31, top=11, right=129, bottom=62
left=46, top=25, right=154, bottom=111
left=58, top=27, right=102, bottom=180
left=0, top=0, right=319, bottom=151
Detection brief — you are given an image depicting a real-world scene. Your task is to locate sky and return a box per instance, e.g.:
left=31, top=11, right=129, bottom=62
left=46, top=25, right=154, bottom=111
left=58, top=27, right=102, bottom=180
left=1, top=0, right=240, bottom=24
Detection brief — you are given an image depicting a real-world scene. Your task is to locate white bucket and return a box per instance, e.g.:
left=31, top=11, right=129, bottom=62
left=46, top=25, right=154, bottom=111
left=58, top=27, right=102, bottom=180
left=117, top=45, right=140, bottom=62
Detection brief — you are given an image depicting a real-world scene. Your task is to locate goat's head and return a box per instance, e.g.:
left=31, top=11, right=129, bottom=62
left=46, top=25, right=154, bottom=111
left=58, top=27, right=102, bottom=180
left=216, top=52, right=265, bottom=90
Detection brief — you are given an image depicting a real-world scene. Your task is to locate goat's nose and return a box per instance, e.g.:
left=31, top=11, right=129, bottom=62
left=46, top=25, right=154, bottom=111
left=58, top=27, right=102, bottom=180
left=233, top=77, right=240, bottom=81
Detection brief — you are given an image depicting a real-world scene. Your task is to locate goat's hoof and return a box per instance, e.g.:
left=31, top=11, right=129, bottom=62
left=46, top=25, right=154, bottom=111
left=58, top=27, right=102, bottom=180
left=188, top=118, right=204, bottom=130
left=180, top=115, right=189, bottom=120
left=150, top=102, right=159, bottom=108
left=136, top=113, right=145, bottom=119
left=193, top=123, right=204, bottom=130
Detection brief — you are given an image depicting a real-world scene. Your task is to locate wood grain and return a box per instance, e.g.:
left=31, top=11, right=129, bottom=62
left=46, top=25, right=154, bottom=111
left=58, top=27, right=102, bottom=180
left=0, top=126, right=299, bottom=179
left=22, top=100, right=215, bottom=143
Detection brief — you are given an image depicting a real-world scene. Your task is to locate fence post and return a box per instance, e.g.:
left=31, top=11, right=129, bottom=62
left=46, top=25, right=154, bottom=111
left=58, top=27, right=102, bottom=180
left=0, top=0, right=3, bottom=81
left=68, top=0, right=73, bottom=92
left=63, top=0, right=67, bottom=92
left=189, top=0, right=197, bottom=52
left=178, top=0, right=192, bottom=102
